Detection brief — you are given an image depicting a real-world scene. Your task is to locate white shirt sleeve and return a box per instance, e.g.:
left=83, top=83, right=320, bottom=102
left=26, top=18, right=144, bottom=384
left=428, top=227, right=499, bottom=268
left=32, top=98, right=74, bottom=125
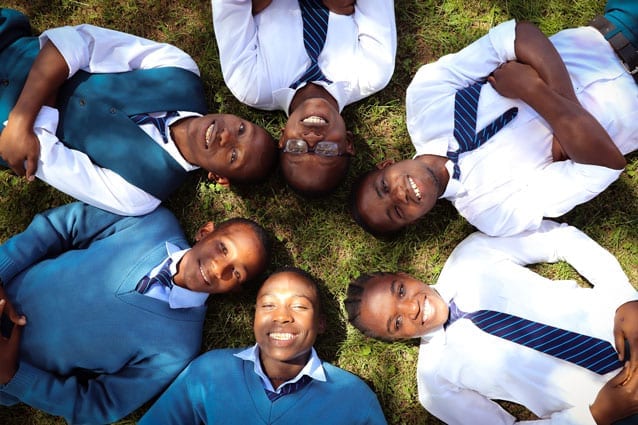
left=39, top=24, right=200, bottom=77
left=33, top=107, right=161, bottom=216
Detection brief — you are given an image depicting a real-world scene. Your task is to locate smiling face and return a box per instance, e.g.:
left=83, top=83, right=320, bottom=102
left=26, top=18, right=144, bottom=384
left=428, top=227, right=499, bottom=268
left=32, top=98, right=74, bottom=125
left=173, top=222, right=267, bottom=294
left=355, top=159, right=440, bottom=234
left=177, top=113, right=276, bottom=183
left=254, top=270, right=325, bottom=373
left=279, top=98, right=354, bottom=195
left=356, top=273, right=449, bottom=340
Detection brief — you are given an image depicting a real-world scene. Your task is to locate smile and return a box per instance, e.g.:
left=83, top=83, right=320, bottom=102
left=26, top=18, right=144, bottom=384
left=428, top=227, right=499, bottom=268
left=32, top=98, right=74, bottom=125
left=408, top=176, right=422, bottom=201
left=421, top=297, right=433, bottom=324
left=302, top=116, right=327, bottom=125
left=269, top=332, right=296, bottom=341
left=199, top=264, right=211, bottom=286
left=205, top=122, right=216, bottom=149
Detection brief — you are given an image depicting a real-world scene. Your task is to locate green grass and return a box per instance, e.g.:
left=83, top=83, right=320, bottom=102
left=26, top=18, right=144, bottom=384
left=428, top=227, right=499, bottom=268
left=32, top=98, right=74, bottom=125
left=2, top=0, right=637, bottom=424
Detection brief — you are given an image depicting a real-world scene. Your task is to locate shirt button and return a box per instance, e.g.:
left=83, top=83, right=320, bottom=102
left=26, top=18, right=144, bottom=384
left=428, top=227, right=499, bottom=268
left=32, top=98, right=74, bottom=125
left=0, top=79, right=8, bottom=86
left=79, top=99, right=86, bottom=106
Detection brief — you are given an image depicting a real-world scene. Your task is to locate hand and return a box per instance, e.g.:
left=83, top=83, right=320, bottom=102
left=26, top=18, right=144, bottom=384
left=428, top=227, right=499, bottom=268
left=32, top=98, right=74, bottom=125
left=0, top=288, right=26, bottom=385
left=0, top=113, right=40, bottom=181
left=322, top=0, right=355, bottom=15
left=590, top=365, right=638, bottom=424
left=251, top=0, right=272, bottom=15
left=614, top=301, right=638, bottom=378
left=487, top=61, right=543, bottom=101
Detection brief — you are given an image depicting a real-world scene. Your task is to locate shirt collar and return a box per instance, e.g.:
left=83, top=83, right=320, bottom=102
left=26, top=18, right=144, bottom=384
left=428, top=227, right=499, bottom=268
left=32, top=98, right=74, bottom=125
left=234, top=344, right=326, bottom=392
left=164, top=111, right=201, bottom=172
left=166, top=242, right=209, bottom=309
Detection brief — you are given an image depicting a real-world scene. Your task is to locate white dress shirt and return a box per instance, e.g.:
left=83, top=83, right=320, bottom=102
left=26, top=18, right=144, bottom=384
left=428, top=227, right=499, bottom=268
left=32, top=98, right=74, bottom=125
left=211, top=0, right=397, bottom=113
left=14, top=25, right=202, bottom=216
left=406, top=20, right=638, bottom=236
left=417, top=220, right=638, bottom=425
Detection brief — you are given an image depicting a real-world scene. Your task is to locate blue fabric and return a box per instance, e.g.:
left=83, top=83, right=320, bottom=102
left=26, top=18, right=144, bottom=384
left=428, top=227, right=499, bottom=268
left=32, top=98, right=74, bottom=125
left=446, top=300, right=623, bottom=375
left=139, top=348, right=387, bottom=425
left=448, top=81, right=518, bottom=179
left=0, top=202, right=206, bottom=424
left=290, top=0, right=332, bottom=89
left=0, top=9, right=208, bottom=200
left=604, top=0, right=638, bottom=47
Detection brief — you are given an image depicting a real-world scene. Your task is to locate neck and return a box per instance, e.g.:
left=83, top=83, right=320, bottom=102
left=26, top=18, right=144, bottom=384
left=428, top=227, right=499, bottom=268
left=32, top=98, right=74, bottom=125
left=415, top=154, right=450, bottom=197
left=168, top=117, right=195, bottom=163
left=289, top=83, right=338, bottom=115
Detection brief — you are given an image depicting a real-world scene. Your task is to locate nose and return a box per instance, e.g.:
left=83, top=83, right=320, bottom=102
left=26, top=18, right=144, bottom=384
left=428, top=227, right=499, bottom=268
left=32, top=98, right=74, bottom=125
left=218, top=128, right=233, bottom=147
left=301, top=131, right=323, bottom=146
left=211, top=258, right=234, bottom=281
left=400, top=298, right=420, bottom=321
left=390, top=183, right=408, bottom=204
left=273, top=306, right=293, bottom=323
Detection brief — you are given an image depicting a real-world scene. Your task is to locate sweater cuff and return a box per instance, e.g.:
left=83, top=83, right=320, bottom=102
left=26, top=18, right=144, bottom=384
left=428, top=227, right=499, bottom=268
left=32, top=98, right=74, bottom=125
left=0, top=362, right=39, bottom=400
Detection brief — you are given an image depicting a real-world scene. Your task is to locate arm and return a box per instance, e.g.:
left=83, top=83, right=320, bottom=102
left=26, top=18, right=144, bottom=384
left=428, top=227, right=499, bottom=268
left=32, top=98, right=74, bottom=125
left=0, top=293, right=25, bottom=386
left=0, top=41, right=66, bottom=180
left=488, top=22, right=625, bottom=170
left=138, top=360, right=205, bottom=425
left=323, top=0, right=355, bottom=15
left=251, top=0, right=271, bottom=15
left=590, top=365, right=638, bottom=424
left=1, top=353, right=189, bottom=424
left=0, top=203, right=130, bottom=285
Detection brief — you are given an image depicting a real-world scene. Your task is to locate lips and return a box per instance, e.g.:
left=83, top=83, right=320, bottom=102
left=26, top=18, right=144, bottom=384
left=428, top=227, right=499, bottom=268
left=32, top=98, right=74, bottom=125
left=421, top=296, right=433, bottom=325
left=408, top=176, right=422, bottom=201
left=199, top=263, right=212, bottom=286
left=301, top=115, right=327, bottom=125
left=268, top=330, right=298, bottom=346
left=205, top=122, right=216, bottom=149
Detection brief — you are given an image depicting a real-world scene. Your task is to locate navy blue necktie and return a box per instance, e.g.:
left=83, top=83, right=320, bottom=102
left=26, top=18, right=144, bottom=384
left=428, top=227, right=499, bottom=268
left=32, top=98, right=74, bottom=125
left=448, top=82, right=518, bottom=179
left=136, top=259, right=174, bottom=294
left=445, top=299, right=623, bottom=375
left=265, top=374, right=313, bottom=402
left=130, top=111, right=178, bottom=144
left=290, top=0, right=333, bottom=89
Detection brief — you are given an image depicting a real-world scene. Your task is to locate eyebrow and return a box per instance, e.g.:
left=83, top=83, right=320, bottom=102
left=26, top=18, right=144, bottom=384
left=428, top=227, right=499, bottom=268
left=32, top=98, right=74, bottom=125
left=385, top=280, right=397, bottom=334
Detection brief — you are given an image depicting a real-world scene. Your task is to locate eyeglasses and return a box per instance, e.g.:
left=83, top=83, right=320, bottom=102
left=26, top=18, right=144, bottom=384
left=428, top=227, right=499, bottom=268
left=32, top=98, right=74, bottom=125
left=282, top=139, right=349, bottom=157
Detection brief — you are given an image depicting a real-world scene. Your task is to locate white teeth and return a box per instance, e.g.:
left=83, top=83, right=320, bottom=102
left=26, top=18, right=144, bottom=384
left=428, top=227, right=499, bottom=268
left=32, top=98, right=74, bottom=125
left=200, top=265, right=211, bottom=285
left=422, top=298, right=432, bottom=324
left=301, top=116, right=326, bottom=125
left=270, top=332, right=295, bottom=341
left=408, top=176, right=422, bottom=200
left=205, top=123, right=215, bottom=148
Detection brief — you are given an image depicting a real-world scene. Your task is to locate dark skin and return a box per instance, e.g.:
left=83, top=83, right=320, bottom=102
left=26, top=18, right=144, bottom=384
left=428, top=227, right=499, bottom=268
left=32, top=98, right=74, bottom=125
left=0, top=286, right=26, bottom=385
left=252, top=0, right=355, bottom=16
left=0, top=41, right=275, bottom=185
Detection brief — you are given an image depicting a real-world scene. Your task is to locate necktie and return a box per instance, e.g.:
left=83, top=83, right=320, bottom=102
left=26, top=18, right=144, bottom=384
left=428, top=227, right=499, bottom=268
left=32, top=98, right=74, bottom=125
left=445, top=299, right=623, bottom=375
left=136, top=259, right=174, bottom=294
left=265, top=374, right=313, bottom=402
left=130, top=111, right=178, bottom=144
left=290, top=0, right=333, bottom=89
left=448, top=82, right=518, bottom=179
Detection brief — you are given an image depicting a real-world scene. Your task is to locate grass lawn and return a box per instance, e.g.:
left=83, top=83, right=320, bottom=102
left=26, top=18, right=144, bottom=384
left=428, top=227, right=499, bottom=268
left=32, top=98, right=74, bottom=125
left=1, top=0, right=637, bottom=424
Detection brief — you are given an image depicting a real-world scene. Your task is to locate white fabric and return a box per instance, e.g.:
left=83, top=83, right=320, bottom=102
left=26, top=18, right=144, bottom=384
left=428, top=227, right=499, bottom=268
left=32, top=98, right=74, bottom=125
left=13, top=25, right=203, bottom=216
left=211, top=0, right=396, bottom=113
left=406, top=20, right=638, bottom=236
left=234, top=344, right=326, bottom=392
left=417, top=220, right=638, bottom=425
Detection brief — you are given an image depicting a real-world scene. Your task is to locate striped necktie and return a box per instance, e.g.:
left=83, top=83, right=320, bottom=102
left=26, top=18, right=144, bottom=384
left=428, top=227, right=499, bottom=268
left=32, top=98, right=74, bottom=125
left=136, top=259, right=174, bottom=294
left=289, top=0, right=333, bottom=89
left=445, top=299, right=623, bottom=375
left=265, top=374, right=313, bottom=402
left=448, top=82, right=518, bottom=179
left=130, top=111, right=178, bottom=144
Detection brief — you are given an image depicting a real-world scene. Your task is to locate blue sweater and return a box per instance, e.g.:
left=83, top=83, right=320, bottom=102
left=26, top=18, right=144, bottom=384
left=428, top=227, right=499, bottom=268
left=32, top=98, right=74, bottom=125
left=139, top=347, right=388, bottom=425
left=0, top=202, right=206, bottom=424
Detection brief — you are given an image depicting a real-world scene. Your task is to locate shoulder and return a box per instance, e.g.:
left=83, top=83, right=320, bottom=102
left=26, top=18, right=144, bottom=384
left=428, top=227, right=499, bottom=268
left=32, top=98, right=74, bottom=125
left=185, top=348, right=246, bottom=375
left=321, top=362, right=375, bottom=394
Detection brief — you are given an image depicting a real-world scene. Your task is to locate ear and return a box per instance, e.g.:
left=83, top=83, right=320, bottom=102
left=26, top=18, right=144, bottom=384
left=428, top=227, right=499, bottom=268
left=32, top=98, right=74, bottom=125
left=207, top=172, right=230, bottom=187
left=195, top=221, right=215, bottom=242
left=376, top=159, right=395, bottom=169
left=344, top=131, right=355, bottom=155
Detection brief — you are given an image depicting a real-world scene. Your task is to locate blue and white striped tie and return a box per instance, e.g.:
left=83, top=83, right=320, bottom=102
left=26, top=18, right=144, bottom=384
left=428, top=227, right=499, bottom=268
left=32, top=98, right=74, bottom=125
left=448, top=82, right=518, bottom=179
left=445, top=299, right=623, bottom=375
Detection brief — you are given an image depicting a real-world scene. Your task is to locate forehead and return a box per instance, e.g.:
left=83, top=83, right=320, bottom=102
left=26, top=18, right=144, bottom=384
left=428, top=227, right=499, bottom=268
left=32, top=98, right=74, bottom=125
left=358, top=276, right=397, bottom=334
left=258, top=272, right=318, bottom=302
left=355, top=170, right=397, bottom=232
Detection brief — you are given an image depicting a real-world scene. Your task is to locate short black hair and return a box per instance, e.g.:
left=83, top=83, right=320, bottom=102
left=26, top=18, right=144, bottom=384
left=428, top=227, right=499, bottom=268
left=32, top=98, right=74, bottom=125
left=259, top=266, right=323, bottom=314
left=344, top=272, right=396, bottom=342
